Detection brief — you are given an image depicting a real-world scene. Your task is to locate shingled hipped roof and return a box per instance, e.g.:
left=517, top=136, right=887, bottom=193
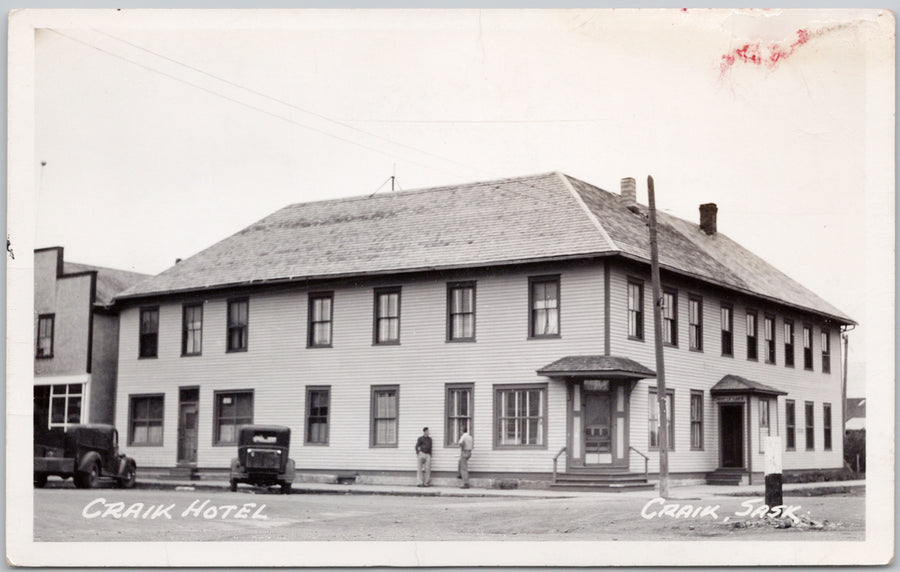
left=537, top=356, right=656, bottom=379
left=116, top=172, right=853, bottom=324
left=709, top=375, right=788, bottom=397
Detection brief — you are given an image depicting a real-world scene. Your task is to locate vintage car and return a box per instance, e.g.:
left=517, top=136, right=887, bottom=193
left=229, top=425, right=295, bottom=494
left=34, top=424, right=137, bottom=489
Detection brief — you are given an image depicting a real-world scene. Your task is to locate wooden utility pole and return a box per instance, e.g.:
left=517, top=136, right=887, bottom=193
left=648, top=175, right=670, bottom=498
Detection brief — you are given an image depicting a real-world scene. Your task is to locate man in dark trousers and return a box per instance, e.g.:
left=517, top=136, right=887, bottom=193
left=415, top=427, right=432, bottom=487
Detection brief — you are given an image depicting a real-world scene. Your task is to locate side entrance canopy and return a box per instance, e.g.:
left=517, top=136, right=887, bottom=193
left=709, top=374, right=787, bottom=397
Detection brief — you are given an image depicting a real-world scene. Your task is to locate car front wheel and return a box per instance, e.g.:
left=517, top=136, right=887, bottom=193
left=118, top=464, right=136, bottom=489
left=33, top=474, right=48, bottom=488
left=281, top=482, right=291, bottom=495
left=230, top=479, right=238, bottom=492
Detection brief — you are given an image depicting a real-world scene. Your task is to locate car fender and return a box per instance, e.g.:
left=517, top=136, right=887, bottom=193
left=229, top=457, right=246, bottom=479
left=282, top=458, right=296, bottom=483
left=117, top=456, right=136, bottom=478
left=77, top=451, right=102, bottom=474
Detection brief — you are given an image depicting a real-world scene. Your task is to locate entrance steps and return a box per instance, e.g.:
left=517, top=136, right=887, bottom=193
left=156, top=467, right=200, bottom=481
left=705, top=468, right=745, bottom=486
left=551, top=470, right=655, bottom=492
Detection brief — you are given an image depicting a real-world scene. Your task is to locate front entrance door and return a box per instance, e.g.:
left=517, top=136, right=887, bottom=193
left=719, top=404, right=744, bottom=468
left=583, top=391, right=613, bottom=465
left=177, top=388, right=199, bottom=465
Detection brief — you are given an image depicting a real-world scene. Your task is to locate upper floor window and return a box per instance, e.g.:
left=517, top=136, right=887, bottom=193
left=139, top=307, right=159, bottom=358
left=529, top=276, right=559, bottom=338
left=182, top=303, right=203, bottom=356
left=627, top=280, right=644, bottom=340
left=447, top=282, right=476, bottom=342
left=746, top=311, right=758, bottom=361
left=36, top=314, right=55, bottom=358
left=371, top=385, right=399, bottom=447
left=214, top=390, right=253, bottom=445
left=129, top=394, right=164, bottom=446
left=784, top=320, right=795, bottom=367
left=803, top=324, right=813, bottom=370
left=374, top=287, right=401, bottom=345
left=720, top=304, right=733, bottom=356
left=305, top=386, right=330, bottom=445
left=821, top=329, right=831, bottom=374
left=226, top=299, right=249, bottom=353
left=308, top=292, right=334, bottom=347
left=764, top=314, right=776, bottom=364
left=689, top=296, right=703, bottom=351
left=495, top=384, right=547, bottom=447
left=662, top=289, right=677, bottom=346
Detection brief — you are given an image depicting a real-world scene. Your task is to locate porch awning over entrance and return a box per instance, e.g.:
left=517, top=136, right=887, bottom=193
left=709, top=374, right=787, bottom=397
left=536, top=355, right=656, bottom=380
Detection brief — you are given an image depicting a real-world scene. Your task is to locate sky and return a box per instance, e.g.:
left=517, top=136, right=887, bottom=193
left=27, top=9, right=895, bottom=395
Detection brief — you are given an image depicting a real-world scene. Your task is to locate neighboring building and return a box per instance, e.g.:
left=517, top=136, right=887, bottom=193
left=112, top=173, right=855, bottom=486
left=845, top=397, right=866, bottom=432
left=34, top=247, right=150, bottom=430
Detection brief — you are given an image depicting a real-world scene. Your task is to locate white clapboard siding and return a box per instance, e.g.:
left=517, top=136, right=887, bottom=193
left=609, top=266, right=844, bottom=474
left=117, top=262, right=606, bottom=474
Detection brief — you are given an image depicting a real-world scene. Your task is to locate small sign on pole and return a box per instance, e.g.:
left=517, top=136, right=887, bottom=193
left=764, top=436, right=783, bottom=508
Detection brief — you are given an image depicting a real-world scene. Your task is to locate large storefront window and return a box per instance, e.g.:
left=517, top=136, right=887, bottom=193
left=34, top=384, right=83, bottom=430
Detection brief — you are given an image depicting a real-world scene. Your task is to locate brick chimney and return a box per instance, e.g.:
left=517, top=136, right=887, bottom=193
left=699, top=203, right=718, bottom=235
left=620, top=177, right=637, bottom=208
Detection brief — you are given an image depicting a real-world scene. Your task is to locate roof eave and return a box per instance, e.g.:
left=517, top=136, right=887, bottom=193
left=112, top=251, right=620, bottom=306
left=615, top=252, right=856, bottom=326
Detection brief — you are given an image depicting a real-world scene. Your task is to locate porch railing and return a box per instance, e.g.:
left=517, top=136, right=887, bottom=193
left=629, top=446, right=649, bottom=482
left=552, top=446, right=567, bottom=483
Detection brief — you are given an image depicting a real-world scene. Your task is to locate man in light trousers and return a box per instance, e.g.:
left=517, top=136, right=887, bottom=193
left=457, top=424, right=473, bottom=489
left=415, top=427, right=432, bottom=487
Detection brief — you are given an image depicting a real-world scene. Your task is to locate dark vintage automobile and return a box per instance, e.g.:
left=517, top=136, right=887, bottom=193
left=230, top=425, right=295, bottom=494
left=34, top=424, right=137, bottom=489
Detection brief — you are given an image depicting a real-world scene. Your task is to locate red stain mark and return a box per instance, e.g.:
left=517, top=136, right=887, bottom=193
left=719, top=28, right=812, bottom=77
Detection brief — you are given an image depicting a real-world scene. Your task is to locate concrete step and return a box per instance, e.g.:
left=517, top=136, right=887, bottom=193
left=555, top=473, right=649, bottom=483
left=550, top=482, right=656, bottom=493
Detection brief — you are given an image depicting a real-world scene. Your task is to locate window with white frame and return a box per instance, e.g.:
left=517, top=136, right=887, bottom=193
left=765, top=314, right=776, bottom=364
left=821, top=329, right=831, bottom=374
left=627, top=280, right=644, bottom=340
left=746, top=311, right=758, bottom=361
left=447, top=283, right=476, bottom=341
left=308, top=293, right=334, bottom=347
left=721, top=304, right=733, bottom=356
left=529, top=276, right=560, bottom=337
left=689, top=296, right=703, bottom=351
left=214, top=390, right=253, bottom=445
left=34, top=383, right=84, bottom=430
left=784, top=320, right=795, bottom=367
left=803, top=324, right=813, bottom=370
left=374, top=288, right=401, bottom=344
left=182, top=303, right=203, bottom=356
left=690, top=390, right=703, bottom=450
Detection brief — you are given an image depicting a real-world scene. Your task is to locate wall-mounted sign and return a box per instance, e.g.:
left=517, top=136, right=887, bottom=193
left=714, top=395, right=746, bottom=403
left=584, top=380, right=610, bottom=392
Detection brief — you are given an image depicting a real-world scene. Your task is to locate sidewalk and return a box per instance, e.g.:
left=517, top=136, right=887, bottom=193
left=134, top=474, right=865, bottom=500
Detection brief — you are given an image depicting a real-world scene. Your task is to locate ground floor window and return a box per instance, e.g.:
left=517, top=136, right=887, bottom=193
left=214, top=390, right=253, bottom=445
left=690, top=390, right=703, bottom=450
left=129, top=394, right=164, bottom=445
left=371, top=385, right=399, bottom=447
left=758, top=399, right=771, bottom=453
left=305, top=386, right=330, bottom=445
left=446, top=383, right=473, bottom=446
left=804, top=401, right=815, bottom=450
left=34, top=383, right=83, bottom=430
left=823, top=402, right=832, bottom=450
left=648, top=388, right=674, bottom=450
left=495, top=384, right=546, bottom=447
left=785, top=400, right=796, bottom=450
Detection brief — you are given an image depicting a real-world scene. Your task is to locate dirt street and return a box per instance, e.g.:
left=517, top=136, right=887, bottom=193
left=33, top=486, right=864, bottom=542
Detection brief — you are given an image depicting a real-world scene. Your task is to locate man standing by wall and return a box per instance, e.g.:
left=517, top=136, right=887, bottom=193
left=415, top=427, right=432, bottom=487
left=457, top=424, right=473, bottom=489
